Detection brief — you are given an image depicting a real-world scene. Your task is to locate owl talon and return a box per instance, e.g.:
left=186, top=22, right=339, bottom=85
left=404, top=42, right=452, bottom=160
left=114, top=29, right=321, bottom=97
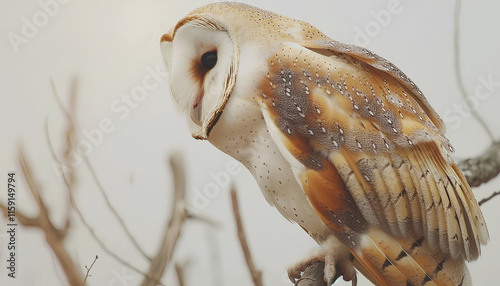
left=350, top=274, right=358, bottom=286
left=288, top=236, right=356, bottom=285
left=338, top=256, right=357, bottom=286
left=287, top=259, right=320, bottom=283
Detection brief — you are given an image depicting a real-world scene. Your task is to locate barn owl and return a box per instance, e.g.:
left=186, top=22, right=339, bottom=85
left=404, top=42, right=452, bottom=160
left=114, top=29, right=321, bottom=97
left=160, top=2, right=488, bottom=285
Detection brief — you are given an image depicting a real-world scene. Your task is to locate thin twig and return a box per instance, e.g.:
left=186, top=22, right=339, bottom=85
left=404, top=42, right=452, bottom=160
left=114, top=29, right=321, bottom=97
left=50, top=79, right=161, bottom=282
left=230, top=186, right=263, bottom=286
left=51, top=79, right=151, bottom=261
left=478, top=191, right=500, bottom=206
left=82, top=255, right=98, bottom=286
left=46, top=123, right=163, bottom=285
left=50, top=79, right=75, bottom=237
left=453, top=0, right=496, bottom=142
left=141, top=153, right=188, bottom=286
left=50, top=80, right=165, bottom=282
left=84, top=156, right=151, bottom=261
left=49, top=79, right=169, bottom=285
left=189, top=213, right=222, bottom=229
left=175, top=263, right=186, bottom=286
left=205, top=228, right=222, bottom=286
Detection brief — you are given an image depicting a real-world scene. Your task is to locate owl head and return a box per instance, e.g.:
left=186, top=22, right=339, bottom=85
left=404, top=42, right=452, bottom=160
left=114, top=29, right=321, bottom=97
left=160, top=4, right=242, bottom=140
left=160, top=2, right=332, bottom=140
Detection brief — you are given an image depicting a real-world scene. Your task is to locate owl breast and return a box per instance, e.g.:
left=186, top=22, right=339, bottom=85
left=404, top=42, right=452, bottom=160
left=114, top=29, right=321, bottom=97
left=207, top=78, right=330, bottom=242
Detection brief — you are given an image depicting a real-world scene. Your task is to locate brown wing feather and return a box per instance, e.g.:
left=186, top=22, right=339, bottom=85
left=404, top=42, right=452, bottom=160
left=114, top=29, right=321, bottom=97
left=259, top=41, right=487, bottom=284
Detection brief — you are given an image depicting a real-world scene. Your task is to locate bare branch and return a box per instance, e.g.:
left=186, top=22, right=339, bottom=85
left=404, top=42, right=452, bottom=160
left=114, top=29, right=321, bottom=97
left=189, top=213, right=222, bottom=228
left=48, top=79, right=170, bottom=285
left=230, top=187, right=263, bottom=286
left=0, top=202, right=39, bottom=227
left=84, top=156, right=151, bottom=261
left=17, top=149, right=83, bottom=286
left=458, top=142, right=500, bottom=187
left=52, top=79, right=150, bottom=259
left=141, top=153, right=188, bottom=286
left=50, top=78, right=77, bottom=187
left=49, top=78, right=78, bottom=239
left=19, top=149, right=52, bottom=230
left=46, top=125, right=161, bottom=284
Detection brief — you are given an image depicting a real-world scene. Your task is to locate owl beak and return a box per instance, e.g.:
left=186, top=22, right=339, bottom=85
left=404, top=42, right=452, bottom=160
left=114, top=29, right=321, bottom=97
left=189, top=102, right=222, bottom=141
left=190, top=110, right=222, bottom=140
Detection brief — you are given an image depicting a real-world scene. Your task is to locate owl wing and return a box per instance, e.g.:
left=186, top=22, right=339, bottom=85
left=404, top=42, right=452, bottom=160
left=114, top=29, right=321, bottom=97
left=258, top=41, right=488, bottom=285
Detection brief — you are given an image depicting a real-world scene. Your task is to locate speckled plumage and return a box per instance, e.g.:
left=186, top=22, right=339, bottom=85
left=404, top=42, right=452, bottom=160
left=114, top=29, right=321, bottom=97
left=161, top=3, right=488, bottom=285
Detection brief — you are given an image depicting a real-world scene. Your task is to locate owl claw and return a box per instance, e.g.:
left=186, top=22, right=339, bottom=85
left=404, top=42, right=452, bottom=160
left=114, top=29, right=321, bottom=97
left=287, top=236, right=356, bottom=285
left=350, top=274, right=358, bottom=286
left=287, top=259, right=318, bottom=283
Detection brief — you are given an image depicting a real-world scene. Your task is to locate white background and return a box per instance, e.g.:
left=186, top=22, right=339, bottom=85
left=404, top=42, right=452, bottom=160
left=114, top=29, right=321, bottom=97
left=1, top=0, right=499, bottom=285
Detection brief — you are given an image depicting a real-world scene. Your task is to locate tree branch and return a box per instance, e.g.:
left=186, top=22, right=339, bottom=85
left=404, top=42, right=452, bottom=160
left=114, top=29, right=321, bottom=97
left=295, top=262, right=327, bottom=286
left=458, top=142, right=500, bottom=188
left=47, top=133, right=159, bottom=283
left=478, top=190, right=500, bottom=207
left=141, top=153, right=188, bottom=286
left=84, top=156, right=151, bottom=261
left=48, top=79, right=164, bottom=285
left=231, top=187, right=264, bottom=286
left=12, top=149, right=83, bottom=286
left=0, top=202, right=39, bottom=227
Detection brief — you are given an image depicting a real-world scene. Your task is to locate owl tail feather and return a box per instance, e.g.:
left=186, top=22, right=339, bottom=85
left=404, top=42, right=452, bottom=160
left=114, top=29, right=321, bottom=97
left=350, top=227, right=471, bottom=286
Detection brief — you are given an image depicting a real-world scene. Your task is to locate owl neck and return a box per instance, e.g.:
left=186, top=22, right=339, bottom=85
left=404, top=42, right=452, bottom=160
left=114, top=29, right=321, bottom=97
left=207, top=94, right=269, bottom=165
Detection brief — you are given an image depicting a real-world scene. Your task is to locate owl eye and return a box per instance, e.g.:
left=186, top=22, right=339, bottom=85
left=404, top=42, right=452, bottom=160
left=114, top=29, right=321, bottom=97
left=201, top=51, right=217, bottom=70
